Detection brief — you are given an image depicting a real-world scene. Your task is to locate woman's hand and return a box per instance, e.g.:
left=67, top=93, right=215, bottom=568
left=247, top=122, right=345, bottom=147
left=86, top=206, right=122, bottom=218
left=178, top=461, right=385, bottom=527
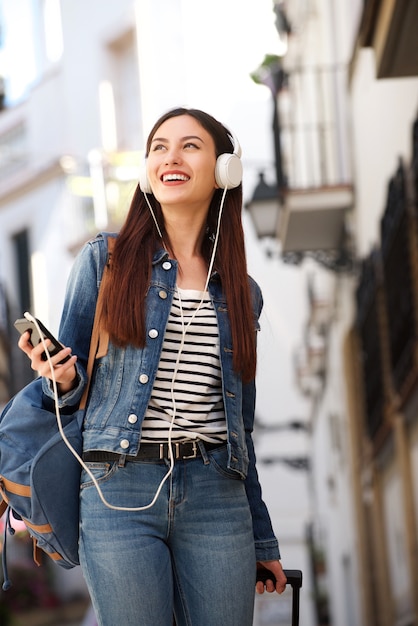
left=256, top=560, right=287, bottom=594
left=18, top=331, right=78, bottom=393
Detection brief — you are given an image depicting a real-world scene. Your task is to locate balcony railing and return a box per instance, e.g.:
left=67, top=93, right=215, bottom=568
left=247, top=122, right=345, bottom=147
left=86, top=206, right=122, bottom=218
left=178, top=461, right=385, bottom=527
left=277, top=64, right=354, bottom=257
left=355, top=251, right=386, bottom=440
left=380, top=160, right=417, bottom=399
left=354, top=114, right=418, bottom=446
left=279, top=64, right=351, bottom=190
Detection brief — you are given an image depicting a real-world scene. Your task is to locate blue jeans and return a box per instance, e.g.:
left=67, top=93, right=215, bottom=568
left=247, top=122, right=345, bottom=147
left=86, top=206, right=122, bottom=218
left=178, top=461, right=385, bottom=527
left=79, top=445, right=257, bottom=626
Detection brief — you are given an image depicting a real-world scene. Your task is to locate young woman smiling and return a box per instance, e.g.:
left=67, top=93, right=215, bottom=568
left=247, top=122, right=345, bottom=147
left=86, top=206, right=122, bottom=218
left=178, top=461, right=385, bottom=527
left=19, top=107, right=286, bottom=626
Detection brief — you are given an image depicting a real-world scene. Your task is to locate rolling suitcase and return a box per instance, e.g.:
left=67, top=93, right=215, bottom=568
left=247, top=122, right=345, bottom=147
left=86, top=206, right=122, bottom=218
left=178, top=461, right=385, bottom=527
left=256, top=568, right=303, bottom=626
left=172, top=568, right=303, bottom=626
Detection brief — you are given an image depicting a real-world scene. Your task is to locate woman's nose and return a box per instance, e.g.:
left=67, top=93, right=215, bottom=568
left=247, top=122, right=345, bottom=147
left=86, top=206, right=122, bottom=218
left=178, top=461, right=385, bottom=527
left=165, top=148, right=182, bottom=164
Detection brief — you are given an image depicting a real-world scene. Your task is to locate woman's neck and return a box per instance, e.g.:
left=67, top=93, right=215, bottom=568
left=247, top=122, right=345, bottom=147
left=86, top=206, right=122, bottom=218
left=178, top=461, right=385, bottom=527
left=173, top=252, right=208, bottom=290
left=161, top=211, right=210, bottom=290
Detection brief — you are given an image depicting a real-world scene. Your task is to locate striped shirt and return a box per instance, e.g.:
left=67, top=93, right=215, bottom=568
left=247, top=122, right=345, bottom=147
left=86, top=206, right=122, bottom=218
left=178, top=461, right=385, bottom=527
left=141, top=288, right=227, bottom=443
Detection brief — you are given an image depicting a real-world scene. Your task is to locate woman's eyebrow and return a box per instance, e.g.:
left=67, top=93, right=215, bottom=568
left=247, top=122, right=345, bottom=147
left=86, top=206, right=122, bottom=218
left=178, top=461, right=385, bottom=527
left=150, top=135, right=204, bottom=144
left=181, top=135, right=204, bottom=143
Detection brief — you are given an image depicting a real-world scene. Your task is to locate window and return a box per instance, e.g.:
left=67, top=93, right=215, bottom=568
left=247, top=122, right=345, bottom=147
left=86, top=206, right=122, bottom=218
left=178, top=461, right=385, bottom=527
left=13, top=229, right=32, bottom=314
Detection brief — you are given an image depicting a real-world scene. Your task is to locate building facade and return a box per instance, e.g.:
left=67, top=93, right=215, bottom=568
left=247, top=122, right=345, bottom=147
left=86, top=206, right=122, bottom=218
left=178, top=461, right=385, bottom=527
left=259, top=1, right=418, bottom=625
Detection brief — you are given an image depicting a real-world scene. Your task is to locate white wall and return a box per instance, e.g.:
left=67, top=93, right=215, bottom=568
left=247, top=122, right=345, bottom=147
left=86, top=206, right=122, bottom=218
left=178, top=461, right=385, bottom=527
left=350, top=48, right=418, bottom=257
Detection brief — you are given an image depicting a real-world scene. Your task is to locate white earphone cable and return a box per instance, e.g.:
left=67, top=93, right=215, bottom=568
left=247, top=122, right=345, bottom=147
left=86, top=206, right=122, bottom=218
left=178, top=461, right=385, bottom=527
left=26, top=313, right=167, bottom=511
left=27, top=186, right=228, bottom=512
left=143, top=184, right=228, bottom=495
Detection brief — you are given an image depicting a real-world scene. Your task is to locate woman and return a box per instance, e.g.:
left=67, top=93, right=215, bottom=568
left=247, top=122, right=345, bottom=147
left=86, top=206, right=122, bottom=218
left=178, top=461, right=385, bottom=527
left=19, top=107, right=286, bottom=626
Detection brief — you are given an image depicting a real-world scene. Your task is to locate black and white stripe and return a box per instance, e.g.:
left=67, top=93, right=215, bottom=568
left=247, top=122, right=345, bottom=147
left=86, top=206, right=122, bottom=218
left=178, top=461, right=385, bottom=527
left=141, top=288, right=227, bottom=443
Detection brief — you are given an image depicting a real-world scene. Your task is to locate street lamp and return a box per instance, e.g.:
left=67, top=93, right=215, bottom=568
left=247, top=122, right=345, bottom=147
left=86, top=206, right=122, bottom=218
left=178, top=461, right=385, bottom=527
left=245, top=171, right=282, bottom=239
left=247, top=170, right=355, bottom=272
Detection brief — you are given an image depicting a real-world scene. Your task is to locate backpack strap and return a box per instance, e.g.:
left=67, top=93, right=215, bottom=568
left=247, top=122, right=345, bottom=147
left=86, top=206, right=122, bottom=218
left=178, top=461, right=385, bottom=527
left=79, top=236, right=115, bottom=411
left=0, top=499, right=7, bottom=518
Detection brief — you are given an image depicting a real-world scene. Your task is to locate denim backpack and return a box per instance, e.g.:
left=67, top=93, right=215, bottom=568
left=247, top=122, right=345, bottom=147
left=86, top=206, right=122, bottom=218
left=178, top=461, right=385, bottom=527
left=0, top=383, right=84, bottom=575
left=0, top=234, right=114, bottom=589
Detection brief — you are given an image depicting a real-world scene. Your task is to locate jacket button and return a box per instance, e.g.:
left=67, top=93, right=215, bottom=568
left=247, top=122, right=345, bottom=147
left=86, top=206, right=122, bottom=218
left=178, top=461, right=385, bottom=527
left=162, top=261, right=172, bottom=270
left=139, top=374, right=149, bottom=384
left=148, top=328, right=158, bottom=338
left=120, top=439, right=130, bottom=449
left=128, top=414, right=138, bottom=424
left=159, top=290, right=168, bottom=299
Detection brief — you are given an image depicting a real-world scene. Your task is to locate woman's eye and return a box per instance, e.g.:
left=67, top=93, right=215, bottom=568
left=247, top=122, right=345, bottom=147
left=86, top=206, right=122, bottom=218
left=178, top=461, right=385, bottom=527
left=151, top=144, right=166, bottom=152
left=184, top=142, right=198, bottom=149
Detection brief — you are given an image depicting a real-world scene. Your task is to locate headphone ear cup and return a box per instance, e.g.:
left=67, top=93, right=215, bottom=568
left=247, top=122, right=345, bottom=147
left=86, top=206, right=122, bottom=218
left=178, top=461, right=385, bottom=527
left=215, top=153, right=243, bottom=189
left=138, top=160, right=152, bottom=194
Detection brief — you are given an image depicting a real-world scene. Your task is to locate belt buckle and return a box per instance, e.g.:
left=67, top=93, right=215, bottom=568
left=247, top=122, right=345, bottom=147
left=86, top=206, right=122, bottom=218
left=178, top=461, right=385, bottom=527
left=182, top=440, right=198, bottom=459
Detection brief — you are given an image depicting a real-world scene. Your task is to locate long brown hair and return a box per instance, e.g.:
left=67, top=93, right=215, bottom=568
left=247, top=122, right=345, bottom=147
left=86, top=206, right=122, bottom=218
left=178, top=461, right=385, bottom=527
left=100, top=107, right=257, bottom=382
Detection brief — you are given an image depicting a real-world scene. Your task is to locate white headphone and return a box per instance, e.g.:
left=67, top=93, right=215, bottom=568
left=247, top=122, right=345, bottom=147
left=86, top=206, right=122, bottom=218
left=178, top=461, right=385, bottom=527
left=138, top=130, right=243, bottom=193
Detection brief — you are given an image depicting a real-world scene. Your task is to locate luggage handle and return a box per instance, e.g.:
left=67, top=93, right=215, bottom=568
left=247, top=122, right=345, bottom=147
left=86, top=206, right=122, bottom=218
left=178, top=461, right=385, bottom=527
left=283, top=568, right=303, bottom=589
left=284, top=569, right=302, bottom=626
left=256, top=568, right=303, bottom=626
left=256, top=567, right=302, bottom=588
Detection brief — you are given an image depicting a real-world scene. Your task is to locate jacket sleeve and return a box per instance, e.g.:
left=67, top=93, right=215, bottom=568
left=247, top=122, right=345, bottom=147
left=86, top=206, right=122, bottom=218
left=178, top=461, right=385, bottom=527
left=243, top=278, right=281, bottom=562
left=41, top=234, right=109, bottom=407
left=243, top=379, right=281, bottom=562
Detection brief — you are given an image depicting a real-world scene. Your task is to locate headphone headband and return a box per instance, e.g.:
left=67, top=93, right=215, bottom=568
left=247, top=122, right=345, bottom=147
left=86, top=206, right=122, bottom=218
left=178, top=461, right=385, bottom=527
left=227, top=131, right=242, bottom=158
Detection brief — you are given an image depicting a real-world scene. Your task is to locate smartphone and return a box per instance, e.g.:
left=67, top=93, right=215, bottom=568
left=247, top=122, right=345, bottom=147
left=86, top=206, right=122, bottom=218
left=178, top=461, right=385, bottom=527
left=14, top=313, right=70, bottom=364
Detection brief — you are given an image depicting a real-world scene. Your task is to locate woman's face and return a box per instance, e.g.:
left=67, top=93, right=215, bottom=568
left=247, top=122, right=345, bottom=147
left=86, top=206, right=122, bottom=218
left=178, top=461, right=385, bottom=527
left=146, top=114, right=218, bottom=213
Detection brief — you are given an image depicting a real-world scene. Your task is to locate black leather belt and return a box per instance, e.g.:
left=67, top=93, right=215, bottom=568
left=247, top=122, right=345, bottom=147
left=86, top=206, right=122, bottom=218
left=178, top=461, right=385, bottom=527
left=82, top=440, right=225, bottom=463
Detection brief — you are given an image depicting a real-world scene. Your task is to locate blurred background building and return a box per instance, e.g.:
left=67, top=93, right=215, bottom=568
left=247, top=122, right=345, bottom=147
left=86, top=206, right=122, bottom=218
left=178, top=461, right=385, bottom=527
left=246, top=1, right=418, bottom=626
left=0, top=1, right=417, bottom=626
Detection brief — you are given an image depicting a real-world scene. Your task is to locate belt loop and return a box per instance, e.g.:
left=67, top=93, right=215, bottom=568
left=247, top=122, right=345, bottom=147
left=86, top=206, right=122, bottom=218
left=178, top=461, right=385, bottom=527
left=118, top=454, right=127, bottom=468
left=198, top=440, right=210, bottom=465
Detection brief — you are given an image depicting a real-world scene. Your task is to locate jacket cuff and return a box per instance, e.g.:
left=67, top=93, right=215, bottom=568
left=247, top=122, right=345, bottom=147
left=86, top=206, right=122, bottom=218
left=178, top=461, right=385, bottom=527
left=42, top=363, right=87, bottom=408
left=255, top=538, right=281, bottom=562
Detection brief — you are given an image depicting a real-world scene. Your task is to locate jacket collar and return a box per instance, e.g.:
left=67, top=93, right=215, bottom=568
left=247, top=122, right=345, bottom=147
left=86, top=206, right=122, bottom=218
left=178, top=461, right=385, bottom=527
left=151, top=247, right=221, bottom=283
left=152, top=248, right=170, bottom=265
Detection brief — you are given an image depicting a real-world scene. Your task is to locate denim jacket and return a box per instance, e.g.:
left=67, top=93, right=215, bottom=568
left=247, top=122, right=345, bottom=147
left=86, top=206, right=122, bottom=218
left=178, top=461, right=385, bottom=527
left=42, top=233, right=280, bottom=561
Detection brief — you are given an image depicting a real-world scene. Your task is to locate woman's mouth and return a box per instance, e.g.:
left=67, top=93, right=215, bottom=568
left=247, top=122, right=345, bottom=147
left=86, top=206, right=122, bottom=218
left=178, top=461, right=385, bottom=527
left=162, top=173, right=190, bottom=182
